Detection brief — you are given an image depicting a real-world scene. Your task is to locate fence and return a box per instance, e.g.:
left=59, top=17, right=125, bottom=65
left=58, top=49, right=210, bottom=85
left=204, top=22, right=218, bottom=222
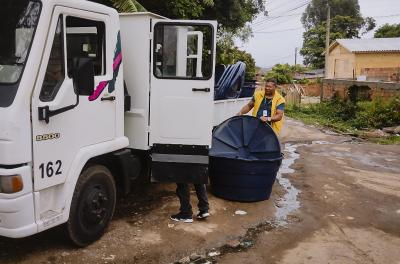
left=279, top=84, right=302, bottom=106
left=321, top=79, right=400, bottom=101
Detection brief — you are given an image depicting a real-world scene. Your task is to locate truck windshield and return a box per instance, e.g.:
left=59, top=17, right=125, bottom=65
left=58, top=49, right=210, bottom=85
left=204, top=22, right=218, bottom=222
left=0, top=0, right=41, bottom=107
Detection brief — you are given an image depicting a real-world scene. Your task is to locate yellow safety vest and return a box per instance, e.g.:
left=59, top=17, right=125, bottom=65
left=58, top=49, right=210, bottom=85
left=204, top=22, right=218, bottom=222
left=252, top=90, right=285, bottom=134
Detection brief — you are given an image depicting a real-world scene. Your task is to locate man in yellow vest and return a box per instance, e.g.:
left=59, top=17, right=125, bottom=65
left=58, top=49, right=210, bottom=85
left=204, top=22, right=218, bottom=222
left=237, top=78, right=285, bottom=134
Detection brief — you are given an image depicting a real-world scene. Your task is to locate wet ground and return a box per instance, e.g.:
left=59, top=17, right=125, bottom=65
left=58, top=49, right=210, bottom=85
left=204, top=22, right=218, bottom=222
left=1, top=118, right=399, bottom=264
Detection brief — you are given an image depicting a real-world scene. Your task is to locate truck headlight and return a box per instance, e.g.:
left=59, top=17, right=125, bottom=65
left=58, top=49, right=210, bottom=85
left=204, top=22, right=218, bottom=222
left=0, top=175, right=24, bottom=194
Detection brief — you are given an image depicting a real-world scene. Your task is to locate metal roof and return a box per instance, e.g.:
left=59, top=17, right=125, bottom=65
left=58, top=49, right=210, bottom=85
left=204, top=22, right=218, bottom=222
left=331, top=38, right=400, bottom=53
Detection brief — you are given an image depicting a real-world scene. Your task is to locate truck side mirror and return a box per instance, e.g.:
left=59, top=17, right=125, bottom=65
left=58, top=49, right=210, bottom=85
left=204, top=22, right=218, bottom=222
left=72, top=57, right=94, bottom=96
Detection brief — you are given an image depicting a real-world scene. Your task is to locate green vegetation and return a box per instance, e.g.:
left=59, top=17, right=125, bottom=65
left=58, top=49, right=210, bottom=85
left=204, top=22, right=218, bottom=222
left=217, top=46, right=256, bottom=79
left=368, top=136, right=400, bottom=145
left=300, top=0, right=375, bottom=68
left=92, top=0, right=146, bottom=12
left=265, top=64, right=306, bottom=84
left=93, top=0, right=265, bottom=32
left=286, top=97, right=400, bottom=144
left=92, top=0, right=263, bottom=79
left=374, top=23, right=400, bottom=38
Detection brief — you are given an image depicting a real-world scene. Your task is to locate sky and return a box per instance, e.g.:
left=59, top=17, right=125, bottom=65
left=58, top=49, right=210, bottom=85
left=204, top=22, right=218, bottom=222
left=237, top=0, right=400, bottom=69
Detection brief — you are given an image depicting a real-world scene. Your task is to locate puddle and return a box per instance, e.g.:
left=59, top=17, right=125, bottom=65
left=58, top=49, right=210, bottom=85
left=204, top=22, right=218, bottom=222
left=275, top=141, right=332, bottom=225
left=312, top=140, right=332, bottom=145
left=274, top=143, right=302, bottom=225
left=174, top=141, right=334, bottom=263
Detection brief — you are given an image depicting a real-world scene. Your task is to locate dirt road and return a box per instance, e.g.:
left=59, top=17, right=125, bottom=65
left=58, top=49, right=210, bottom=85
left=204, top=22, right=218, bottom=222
left=1, top=118, right=399, bottom=264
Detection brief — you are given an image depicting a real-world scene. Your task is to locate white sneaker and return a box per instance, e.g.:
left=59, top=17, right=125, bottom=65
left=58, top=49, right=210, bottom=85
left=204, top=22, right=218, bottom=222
left=170, top=213, right=193, bottom=223
left=196, top=212, right=210, bottom=219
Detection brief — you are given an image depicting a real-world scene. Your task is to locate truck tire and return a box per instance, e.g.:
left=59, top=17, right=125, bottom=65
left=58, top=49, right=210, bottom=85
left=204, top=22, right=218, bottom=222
left=66, top=165, right=116, bottom=247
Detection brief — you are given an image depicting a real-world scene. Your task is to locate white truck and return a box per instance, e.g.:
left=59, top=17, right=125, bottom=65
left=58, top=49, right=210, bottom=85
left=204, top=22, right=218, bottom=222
left=0, top=0, right=247, bottom=246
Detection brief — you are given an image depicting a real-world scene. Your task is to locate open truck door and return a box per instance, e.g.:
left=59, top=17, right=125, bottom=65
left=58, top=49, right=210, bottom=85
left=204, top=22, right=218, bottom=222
left=150, top=20, right=217, bottom=183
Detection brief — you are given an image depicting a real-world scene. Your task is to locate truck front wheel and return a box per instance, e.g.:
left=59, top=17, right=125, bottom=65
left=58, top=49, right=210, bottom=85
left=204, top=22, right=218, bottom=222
left=66, top=165, right=116, bottom=247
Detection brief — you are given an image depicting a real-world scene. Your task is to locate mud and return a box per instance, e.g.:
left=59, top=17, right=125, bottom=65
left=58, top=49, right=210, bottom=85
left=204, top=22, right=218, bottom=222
left=1, top=118, right=399, bottom=264
left=217, top=121, right=400, bottom=264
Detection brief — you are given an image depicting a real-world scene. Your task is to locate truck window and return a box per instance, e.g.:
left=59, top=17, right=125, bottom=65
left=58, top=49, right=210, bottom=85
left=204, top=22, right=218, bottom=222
left=153, top=23, right=213, bottom=80
left=0, top=0, right=41, bottom=107
left=39, top=16, right=65, bottom=102
left=65, top=16, right=106, bottom=77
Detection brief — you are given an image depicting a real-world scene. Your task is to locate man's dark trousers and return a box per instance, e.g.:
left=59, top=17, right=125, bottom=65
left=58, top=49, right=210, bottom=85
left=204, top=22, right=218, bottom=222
left=176, top=183, right=209, bottom=216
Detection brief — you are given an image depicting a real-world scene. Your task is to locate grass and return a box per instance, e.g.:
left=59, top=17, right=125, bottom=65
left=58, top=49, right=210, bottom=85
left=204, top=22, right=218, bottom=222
left=286, top=98, right=400, bottom=145
left=368, top=136, right=400, bottom=145
left=286, top=108, right=357, bottom=134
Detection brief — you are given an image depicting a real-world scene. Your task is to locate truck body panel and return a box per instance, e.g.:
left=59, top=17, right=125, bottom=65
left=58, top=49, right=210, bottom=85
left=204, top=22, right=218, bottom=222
left=213, top=97, right=252, bottom=126
left=120, top=13, right=166, bottom=151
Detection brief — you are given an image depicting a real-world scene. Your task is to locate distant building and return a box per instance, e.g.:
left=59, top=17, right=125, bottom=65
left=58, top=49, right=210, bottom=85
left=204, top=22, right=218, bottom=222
left=294, top=69, right=325, bottom=81
left=325, top=38, right=400, bottom=82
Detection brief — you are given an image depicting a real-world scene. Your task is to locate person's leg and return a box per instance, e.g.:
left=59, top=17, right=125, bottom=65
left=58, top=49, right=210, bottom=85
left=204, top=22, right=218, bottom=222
left=176, top=183, right=193, bottom=216
left=194, top=184, right=209, bottom=214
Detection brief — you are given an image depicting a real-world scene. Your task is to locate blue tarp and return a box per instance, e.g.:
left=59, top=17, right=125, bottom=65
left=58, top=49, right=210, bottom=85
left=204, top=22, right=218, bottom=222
left=214, top=62, right=258, bottom=100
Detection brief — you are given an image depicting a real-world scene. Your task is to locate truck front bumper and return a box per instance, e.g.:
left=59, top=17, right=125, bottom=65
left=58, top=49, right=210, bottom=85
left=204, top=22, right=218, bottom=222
left=0, top=165, right=37, bottom=238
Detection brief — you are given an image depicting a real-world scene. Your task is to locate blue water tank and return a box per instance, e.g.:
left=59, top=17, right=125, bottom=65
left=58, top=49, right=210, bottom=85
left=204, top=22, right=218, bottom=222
left=209, top=116, right=283, bottom=202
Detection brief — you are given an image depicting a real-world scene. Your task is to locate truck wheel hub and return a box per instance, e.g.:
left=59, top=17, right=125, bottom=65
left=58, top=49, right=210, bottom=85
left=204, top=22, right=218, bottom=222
left=84, top=186, right=109, bottom=225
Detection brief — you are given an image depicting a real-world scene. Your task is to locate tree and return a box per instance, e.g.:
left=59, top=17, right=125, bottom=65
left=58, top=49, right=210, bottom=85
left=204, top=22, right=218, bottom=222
left=374, top=23, right=400, bottom=38
left=137, top=0, right=264, bottom=33
left=301, top=15, right=373, bottom=68
left=203, top=0, right=264, bottom=33
left=92, top=0, right=265, bottom=32
left=111, top=0, right=146, bottom=12
left=91, top=0, right=263, bottom=77
left=302, top=0, right=363, bottom=29
left=300, top=0, right=375, bottom=68
left=216, top=31, right=256, bottom=79
left=265, top=64, right=306, bottom=85
left=135, top=0, right=213, bottom=19
left=217, top=45, right=257, bottom=79
left=90, top=0, right=146, bottom=12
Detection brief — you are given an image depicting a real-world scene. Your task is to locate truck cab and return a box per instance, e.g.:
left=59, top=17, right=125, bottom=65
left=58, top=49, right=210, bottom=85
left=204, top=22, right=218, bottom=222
left=0, top=0, right=216, bottom=246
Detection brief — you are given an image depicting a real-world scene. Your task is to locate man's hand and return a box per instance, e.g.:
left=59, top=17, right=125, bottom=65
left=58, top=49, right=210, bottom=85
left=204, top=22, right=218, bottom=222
left=237, top=100, right=254, bottom=117
left=260, top=116, right=271, bottom=123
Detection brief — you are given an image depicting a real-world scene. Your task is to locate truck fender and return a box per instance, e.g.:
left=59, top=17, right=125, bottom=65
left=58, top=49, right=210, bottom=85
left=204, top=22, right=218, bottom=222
left=59, top=137, right=128, bottom=224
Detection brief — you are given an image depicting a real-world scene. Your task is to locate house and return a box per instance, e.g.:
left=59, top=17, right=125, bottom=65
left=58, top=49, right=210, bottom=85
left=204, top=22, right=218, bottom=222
left=294, top=69, right=325, bottom=80
left=325, top=38, right=400, bottom=82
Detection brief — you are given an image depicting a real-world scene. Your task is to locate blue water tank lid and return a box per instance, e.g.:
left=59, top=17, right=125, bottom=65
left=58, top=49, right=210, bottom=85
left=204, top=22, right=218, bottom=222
left=210, top=116, right=282, bottom=161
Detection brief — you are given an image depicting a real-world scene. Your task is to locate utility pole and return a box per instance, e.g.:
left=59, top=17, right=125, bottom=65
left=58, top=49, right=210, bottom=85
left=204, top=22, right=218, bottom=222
left=325, top=4, right=331, bottom=77
left=295, top=47, right=298, bottom=66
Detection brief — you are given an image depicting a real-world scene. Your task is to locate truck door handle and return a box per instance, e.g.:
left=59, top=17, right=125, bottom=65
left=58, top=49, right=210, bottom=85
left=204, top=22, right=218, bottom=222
left=101, top=96, right=116, bottom=101
left=192, top=88, right=210, bottom=92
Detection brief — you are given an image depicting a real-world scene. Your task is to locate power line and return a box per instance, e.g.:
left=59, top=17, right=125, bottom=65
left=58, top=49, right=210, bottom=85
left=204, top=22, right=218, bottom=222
left=253, top=1, right=311, bottom=31
left=325, top=13, right=400, bottom=20
left=373, top=13, right=400, bottom=18
left=251, top=12, right=400, bottom=35
left=253, top=27, right=303, bottom=34
left=263, top=12, right=303, bottom=19
left=266, top=0, right=303, bottom=14
left=252, top=12, right=302, bottom=28
left=253, top=12, right=400, bottom=33
left=253, top=15, right=301, bottom=30
left=252, top=0, right=310, bottom=27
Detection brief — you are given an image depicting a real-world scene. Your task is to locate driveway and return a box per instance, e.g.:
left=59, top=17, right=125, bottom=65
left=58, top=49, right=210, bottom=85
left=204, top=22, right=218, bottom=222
left=1, top=118, right=399, bottom=264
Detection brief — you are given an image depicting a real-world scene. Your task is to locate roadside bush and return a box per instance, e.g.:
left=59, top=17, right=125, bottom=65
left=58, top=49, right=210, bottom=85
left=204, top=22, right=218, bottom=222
left=296, top=78, right=310, bottom=85
left=305, top=98, right=357, bottom=121
left=286, top=97, right=400, bottom=130
left=353, top=97, right=400, bottom=129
